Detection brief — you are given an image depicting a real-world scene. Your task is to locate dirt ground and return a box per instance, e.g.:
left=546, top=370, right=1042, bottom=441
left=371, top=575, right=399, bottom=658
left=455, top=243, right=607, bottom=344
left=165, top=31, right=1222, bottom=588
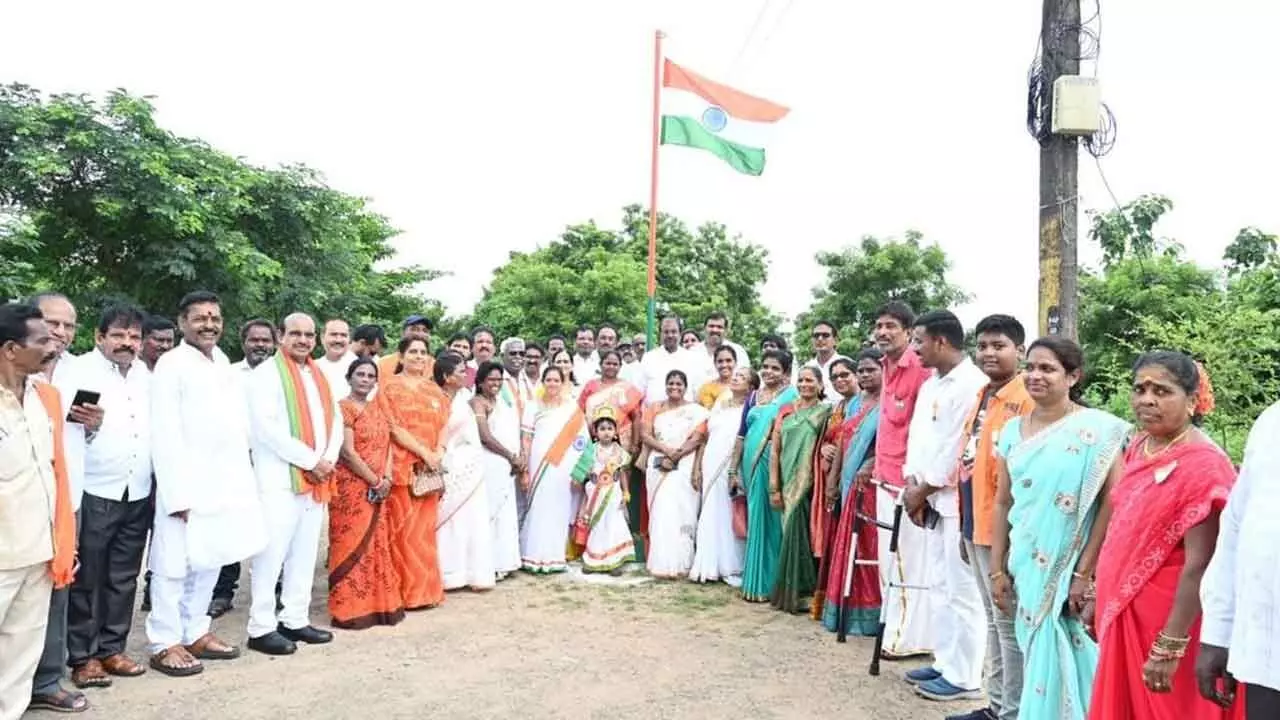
left=47, top=567, right=977, bottom=720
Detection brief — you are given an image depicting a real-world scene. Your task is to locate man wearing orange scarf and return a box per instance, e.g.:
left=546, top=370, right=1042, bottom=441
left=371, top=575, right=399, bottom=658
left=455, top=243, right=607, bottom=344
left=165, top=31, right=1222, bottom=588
left=244, top=313, right=342, bottom=656
left=0, top=303, right=76, bottom=720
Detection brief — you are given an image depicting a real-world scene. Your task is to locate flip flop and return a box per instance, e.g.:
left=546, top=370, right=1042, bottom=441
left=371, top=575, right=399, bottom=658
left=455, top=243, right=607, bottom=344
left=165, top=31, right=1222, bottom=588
left=28, top=688, right=89, bottom=713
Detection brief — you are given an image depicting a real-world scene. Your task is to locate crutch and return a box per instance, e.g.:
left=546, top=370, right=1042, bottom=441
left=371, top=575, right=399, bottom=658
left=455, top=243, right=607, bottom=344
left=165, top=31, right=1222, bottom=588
left=834, top=482, right=877, bottom=643
left=865, top=480, right=933, bottom=676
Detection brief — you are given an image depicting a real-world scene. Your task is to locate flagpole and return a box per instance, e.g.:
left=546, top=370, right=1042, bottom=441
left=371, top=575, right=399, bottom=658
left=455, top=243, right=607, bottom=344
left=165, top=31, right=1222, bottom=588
left=645, top=29, right=664, bottom=351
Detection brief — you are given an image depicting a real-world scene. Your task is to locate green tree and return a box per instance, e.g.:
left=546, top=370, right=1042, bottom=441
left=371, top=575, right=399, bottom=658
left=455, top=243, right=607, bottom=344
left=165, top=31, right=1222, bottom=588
left=472, top=205, right=777, bottom=348
left=798, top=230, right=968, bottom=355
left=1078, top=194, right=1280, bottom=460
left=0, top=84, right=436, bottom=351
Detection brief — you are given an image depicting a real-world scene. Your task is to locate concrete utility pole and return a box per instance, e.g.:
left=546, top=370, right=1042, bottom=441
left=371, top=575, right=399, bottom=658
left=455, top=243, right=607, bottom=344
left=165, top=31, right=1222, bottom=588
left=1037, top=0, right=1081, bottom=339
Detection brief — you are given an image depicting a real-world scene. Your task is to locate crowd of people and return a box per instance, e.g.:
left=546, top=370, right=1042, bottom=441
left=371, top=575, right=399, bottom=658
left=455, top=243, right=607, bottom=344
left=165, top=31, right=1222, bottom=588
left=0, top=290, right=1277, bottom=720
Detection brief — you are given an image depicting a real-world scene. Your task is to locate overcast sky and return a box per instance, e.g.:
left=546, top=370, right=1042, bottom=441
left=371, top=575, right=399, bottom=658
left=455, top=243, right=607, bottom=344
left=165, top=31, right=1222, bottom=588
left=5, top=1, right=1277, bottom=334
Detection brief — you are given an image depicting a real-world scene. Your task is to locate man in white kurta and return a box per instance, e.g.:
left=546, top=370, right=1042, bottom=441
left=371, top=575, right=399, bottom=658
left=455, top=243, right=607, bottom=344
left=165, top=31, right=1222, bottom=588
left=900, top=312, right=989, bottom=702
left=634, top=317, right=713, bottom=405
left=147, top=291, right=266, bottom=676
left=1198, top=400, right=1280, bottom=714
left=245, top=313, right=342, bottom=655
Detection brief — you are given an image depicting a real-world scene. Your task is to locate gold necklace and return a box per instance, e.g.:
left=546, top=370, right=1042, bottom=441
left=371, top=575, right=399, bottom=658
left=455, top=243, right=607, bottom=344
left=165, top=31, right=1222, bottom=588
left=1143, top=426, right=1193, bottom=459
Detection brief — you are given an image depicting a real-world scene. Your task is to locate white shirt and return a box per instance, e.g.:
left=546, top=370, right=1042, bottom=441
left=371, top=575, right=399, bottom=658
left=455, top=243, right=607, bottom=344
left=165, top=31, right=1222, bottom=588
left=247, top=360, right=343, bottom=495
left=0, top=377, right=57, bottom=570
left=315, top=351, right=357, bottom=398
left=805, top=353, right=852, bottom=402
left=573, top=352, right=600, bottom=382
left=902, top=357, right=987, bottom=517
left=58, top=350, right=152, bottom=503
left=619, top=360, right=644, bottom=387
left=149, top=342, right=265, bottom=575
left=635, top=345, right=714, bottom=405
left=1201, top=401, right=1280, bottom=690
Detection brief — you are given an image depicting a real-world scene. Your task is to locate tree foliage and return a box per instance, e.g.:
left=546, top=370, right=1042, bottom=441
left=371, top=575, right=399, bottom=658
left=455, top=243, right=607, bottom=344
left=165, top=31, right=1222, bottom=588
left=0, top=84, right=435, bottom=351
left=472, top=204, right=778, bottom=348
left=1078, top=194, right=1280, bottom=459
left=799, top=230, right=969, bottom=355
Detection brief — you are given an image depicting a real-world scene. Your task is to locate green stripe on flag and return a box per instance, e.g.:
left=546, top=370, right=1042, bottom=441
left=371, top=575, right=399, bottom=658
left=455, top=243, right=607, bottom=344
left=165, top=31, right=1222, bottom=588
left=660, top=115, right=767, bottom=176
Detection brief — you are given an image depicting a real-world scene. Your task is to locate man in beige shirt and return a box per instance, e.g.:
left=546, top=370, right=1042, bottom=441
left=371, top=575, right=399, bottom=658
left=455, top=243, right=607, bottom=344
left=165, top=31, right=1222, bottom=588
left=0, top=303, right=61, bottom=720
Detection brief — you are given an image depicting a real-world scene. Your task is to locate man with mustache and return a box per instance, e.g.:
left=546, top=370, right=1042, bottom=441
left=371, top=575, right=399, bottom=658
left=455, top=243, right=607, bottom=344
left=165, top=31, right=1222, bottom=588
left=0, top=303, right=77, bottom=720
left=27, top=292, right=95, bottom=714
left=243, top=313, right=341, bottom=656
left=314, top=319, right=356, bottom=396
left=210, top=318, right=277, bottom=619
left=145, top=291, right=266, bottom=678
left=58, top=305, right=153, bottom=690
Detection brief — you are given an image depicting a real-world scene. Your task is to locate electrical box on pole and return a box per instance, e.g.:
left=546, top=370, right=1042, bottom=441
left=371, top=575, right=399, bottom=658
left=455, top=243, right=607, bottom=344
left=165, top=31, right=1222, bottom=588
left=1051, top=76, right=1101, bottom=136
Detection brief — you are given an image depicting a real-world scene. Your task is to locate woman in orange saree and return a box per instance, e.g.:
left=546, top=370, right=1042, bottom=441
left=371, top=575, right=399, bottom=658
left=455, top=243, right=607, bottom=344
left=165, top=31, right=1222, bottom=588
left=1089, top=352, right=1243, bottom=719
left=329, top=358, right=404, bottom=629
left=578, top=349, right=644, bottom=556
left=378, top=338, right=449, bottom=610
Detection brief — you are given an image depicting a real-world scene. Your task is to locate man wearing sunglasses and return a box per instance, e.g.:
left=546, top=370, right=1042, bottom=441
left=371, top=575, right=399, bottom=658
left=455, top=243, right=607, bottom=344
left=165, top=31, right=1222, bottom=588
left=803, top=319, right=851, bottom=401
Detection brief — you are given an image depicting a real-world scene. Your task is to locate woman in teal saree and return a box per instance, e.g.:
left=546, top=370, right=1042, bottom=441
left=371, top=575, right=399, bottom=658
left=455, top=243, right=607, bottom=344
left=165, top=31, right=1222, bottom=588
left=989, top=337, right=1129, bottom=720
left=769, top=366, right=831, bottom=613
left=730, top=349, right=797, bottom=602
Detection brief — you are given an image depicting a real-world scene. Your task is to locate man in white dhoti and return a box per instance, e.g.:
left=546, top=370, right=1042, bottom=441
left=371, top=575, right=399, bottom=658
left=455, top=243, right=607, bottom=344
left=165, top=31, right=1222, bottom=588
left=146, top=291, right=266, bottom=677
left=900, top=310, right=988, bottom=702
left=871, top=301, right=934, bottom=662
left=245, top=313, right=341, bottom=655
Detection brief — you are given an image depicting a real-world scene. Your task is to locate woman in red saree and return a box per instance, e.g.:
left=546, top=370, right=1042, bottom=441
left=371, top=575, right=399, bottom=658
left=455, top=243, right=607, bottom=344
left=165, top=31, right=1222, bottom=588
left=378, top=338, right=449, bottom=611
left=329, top=358, right=404, bottom=629
left=1089, top=351, right=1243, bottom=719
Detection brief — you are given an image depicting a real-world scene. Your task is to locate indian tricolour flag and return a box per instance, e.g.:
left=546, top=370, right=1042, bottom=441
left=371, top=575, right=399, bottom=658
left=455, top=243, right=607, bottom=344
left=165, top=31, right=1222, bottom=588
left=660, top=58, right=789, bottom=176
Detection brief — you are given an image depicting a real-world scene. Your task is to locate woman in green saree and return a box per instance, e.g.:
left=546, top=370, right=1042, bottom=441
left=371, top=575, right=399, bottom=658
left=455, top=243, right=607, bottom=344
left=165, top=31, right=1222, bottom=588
left=730, top=349, right=797, bottom=602
left=768, top=366, right=831, bottom=613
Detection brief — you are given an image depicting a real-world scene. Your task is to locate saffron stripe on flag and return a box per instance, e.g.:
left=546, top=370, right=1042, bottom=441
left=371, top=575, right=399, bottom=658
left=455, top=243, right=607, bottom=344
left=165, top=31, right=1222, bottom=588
left=662, top=59, right=790, bottom=123
left=660, top=115, right=767, bottom=176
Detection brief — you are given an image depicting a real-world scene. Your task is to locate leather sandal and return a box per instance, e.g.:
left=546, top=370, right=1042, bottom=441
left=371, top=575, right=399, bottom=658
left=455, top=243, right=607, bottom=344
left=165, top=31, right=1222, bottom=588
left=148, top=646, right=203, bottom=678
left=186, top=632, right=241, bottom=660
left=100, top=654, right=146, bottom=677
left=70, top=659, right=111, bottom=689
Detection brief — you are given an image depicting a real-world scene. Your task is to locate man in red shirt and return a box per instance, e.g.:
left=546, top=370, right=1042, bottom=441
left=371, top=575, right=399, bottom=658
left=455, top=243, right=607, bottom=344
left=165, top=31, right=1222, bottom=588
left=872, top=301, right=934, bottom=660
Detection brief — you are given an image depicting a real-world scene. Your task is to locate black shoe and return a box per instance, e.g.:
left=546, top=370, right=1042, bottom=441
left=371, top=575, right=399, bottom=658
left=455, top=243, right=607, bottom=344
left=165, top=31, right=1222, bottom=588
left=207, top=596, right=234, bottom=618
left=246, top=632, right=297, bottom=656
left=277, top=624, right=333, bottom=645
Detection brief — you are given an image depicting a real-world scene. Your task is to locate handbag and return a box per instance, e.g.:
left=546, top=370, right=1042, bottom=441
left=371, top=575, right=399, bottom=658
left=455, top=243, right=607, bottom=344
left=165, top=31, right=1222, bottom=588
left=732, top=495, right=749, bottom=539
left=410, top=465, right=446, bottom=498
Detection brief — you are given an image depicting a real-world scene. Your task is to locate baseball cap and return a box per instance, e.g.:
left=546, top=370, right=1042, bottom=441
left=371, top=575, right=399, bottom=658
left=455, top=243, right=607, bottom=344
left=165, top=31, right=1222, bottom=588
left=402, top=314, right=433, bottom=330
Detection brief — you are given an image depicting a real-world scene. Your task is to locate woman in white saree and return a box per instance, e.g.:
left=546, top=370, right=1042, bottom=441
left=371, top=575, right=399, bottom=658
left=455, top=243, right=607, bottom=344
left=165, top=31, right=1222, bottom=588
left=641, top=370, right=710, bottom=579
left=689, top=365, right=753, bottom=584
left=434, top=352, right=495, bottom=591
left=470, top=361, right=524, bottom=581
left=519, top=366, right=591, bottom=574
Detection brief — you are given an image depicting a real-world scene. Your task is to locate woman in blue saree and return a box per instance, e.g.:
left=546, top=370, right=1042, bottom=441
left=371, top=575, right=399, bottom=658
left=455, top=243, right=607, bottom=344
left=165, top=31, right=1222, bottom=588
left=989, top=337, right=1128, bottom=720
left=730, top=349, right=797, bottom=602
left=820, top=352, right=883, bottom=635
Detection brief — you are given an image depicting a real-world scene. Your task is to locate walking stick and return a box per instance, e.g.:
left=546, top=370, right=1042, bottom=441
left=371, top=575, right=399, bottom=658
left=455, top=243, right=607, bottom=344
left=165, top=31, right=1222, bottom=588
left=835, top=483, right=865, bottom=644
left=868, top=497, right=905, bottom=677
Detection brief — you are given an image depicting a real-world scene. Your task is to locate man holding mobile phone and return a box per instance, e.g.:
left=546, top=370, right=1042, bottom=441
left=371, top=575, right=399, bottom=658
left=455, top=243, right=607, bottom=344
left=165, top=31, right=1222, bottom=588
left=59, top=305, right=153, bottom=690
left=901, top=310, right=989, bottom=704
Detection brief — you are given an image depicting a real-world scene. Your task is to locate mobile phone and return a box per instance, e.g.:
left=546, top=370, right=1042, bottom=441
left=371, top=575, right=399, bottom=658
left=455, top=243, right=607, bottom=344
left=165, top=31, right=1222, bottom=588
left=66, top=390, right=101, bottom=422
left=651, top=457, right=665, bottom=469
left=922, top=505, right=942, bottom=530
left=366, top=487, right=382, bottom=504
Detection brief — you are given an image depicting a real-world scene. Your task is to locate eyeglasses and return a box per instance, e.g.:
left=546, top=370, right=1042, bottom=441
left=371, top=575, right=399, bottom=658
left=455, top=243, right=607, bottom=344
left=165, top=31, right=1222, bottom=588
left=812, top=331, right=832, bottom=339
left=830, top=371, right=853, bottom=380
left=507, top=350, right=525, bottom=356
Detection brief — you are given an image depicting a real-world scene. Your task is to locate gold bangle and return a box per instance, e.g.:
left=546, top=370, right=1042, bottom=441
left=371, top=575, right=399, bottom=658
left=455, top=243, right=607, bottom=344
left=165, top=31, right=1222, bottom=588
left=989, top=571, right=1006, bottom=581
left=1072, top=571, right=1089, bottom=579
